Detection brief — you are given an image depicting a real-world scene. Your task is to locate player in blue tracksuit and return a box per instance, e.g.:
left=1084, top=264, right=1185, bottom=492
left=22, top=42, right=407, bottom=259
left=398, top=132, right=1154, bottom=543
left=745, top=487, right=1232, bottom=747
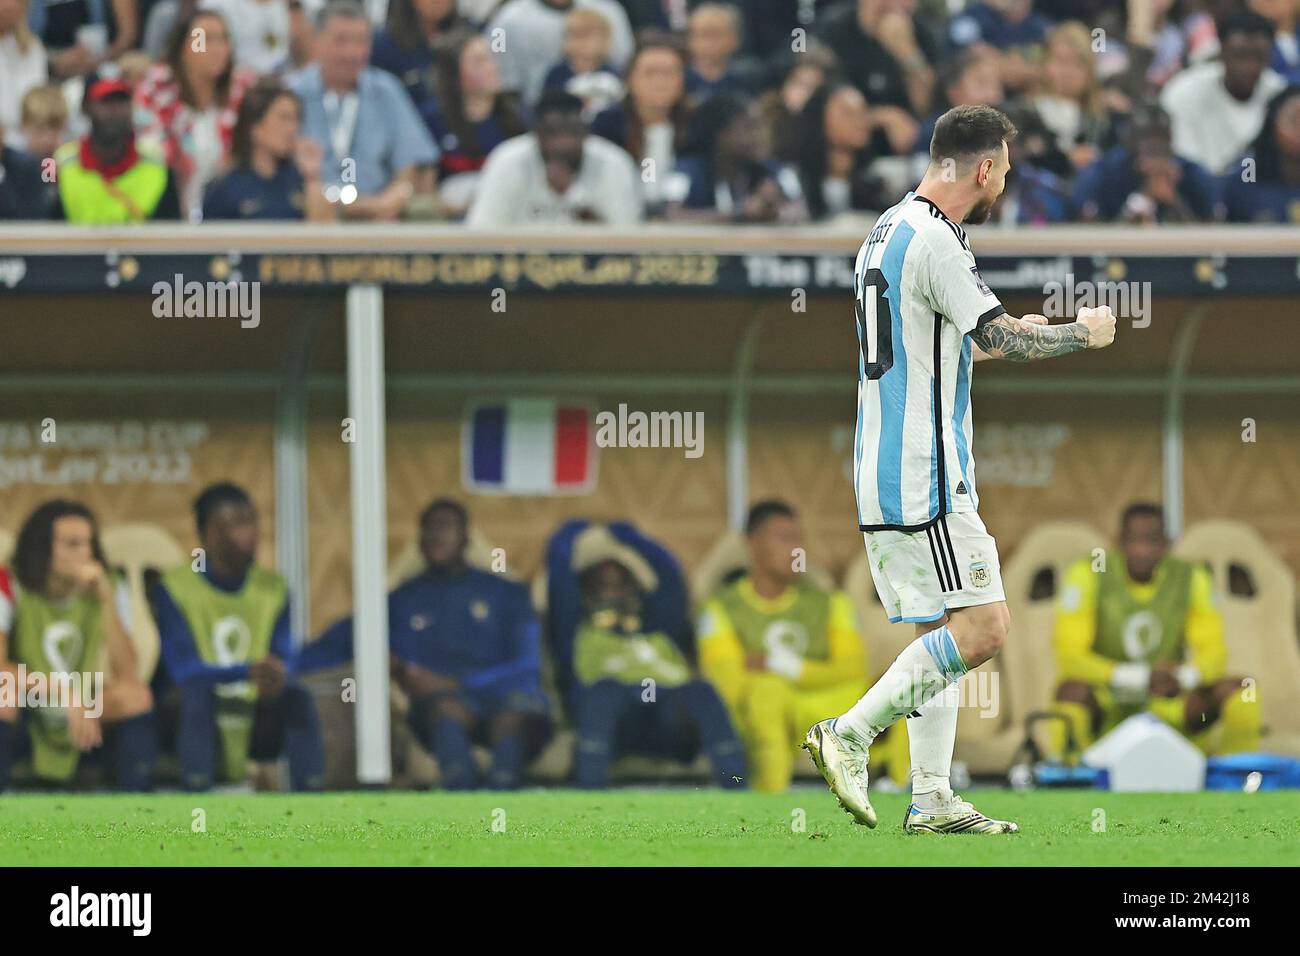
left=305, top=498, right=550, bottom=789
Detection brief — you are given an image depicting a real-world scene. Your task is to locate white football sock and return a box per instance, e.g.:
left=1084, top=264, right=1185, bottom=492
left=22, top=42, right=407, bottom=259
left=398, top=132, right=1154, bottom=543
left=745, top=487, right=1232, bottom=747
left=909, top=681, right=961, bottom=808
left=834, top=627, right=968, bottom=749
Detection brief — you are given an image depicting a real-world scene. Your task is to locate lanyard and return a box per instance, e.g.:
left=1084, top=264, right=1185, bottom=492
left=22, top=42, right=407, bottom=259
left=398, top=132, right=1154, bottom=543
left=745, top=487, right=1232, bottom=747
left=323, top=89, right=360, bottom=162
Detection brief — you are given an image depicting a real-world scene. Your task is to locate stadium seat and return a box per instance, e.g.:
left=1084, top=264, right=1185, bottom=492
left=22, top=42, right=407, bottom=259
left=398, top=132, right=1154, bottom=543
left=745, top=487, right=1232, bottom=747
left=999, top=522, right=1111, bottom=763
left=0, top=528, right=13, bottom=565
left=100, top=524, right=187, bottom=683
left=1174, top=521, right=1300, bottom=757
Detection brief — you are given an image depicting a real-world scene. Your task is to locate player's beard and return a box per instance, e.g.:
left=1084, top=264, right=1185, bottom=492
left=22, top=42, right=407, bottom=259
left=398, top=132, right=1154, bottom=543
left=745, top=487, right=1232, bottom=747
left=964, top=194, right=995, bottom=225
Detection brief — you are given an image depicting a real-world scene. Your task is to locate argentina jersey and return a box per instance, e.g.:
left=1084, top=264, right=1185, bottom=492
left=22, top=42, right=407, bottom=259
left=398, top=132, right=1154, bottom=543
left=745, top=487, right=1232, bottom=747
left=852, top=192, right=1006, bottom=531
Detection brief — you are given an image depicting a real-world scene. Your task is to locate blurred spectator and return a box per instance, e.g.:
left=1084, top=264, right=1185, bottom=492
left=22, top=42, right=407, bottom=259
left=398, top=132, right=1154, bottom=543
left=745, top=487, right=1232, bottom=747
left=37, top=0, right=139, bottom=79
left=667, top=92, right=808, bottom=224
left=1030, top=21, right=1114, bottom=171
left=817, top=0, right=937, bottom=116
left=988, top=102, right=1071, bottom=223
left=1221, top=83, right=1300, bottom=221
left=697, top=501, right=867, bottom=793
left=486, top=0, right=633, bottom=106
left=290, top=0, right=439, bottom=219
left=16, top=83, right=68, bottom=159
left=915, top=47, right=1005, bottom=155
left=568, top=526, right=746, bottom=790
left=947, top=0, right=1051, bottom=94
left=1160, top=10, right=1286, bottom=175
left=154, top=482, right=324, bottom=792
left=685, top=2, right=745, bottom=98
left=423, top=28, right=527, bottom=217
left=0, top=500, right=155, bottom=792
left=0, top=0, right=47, bottom=141
left=541, top=7, right=623, bottom=118
left=591, top=34, right=689, bottom=211
left=52, top=65, right=182, bottom=222
left=1250, top=0, right=1300, bottom=82
left=135, top=8, right=257, bottom=221
left=466, top=90, right=643, bottom=226
left=1073, top=105, right=1219, bottom=223
left=203, top=77, right=334, bottom=219
left=796, top=82, right=915, bottom=221
left=203, top=0, right=297, bottom=74
left=0, top=123, right=49, bottom=218
left=287, top=0, right=315, bottom=69
left=371, top=0, right=468, bottom=118
left=758, top=42, right=840, bottom=163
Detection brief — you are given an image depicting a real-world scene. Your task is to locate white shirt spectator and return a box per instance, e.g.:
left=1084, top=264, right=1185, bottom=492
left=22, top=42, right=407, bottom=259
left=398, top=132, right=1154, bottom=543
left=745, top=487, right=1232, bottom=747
left=202, top=0, right=293, bottom=75
left=1160, top=61, right=1286, bottom=175
left=0, top=29, right=48, bottom=143
left=487, top=0, right=633, bottom=105
left=466, top=131, right=643, bottom=227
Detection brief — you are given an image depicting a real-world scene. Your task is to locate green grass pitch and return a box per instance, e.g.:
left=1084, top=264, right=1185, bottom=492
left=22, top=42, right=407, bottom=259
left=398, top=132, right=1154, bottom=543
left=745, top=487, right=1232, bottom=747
left=1, top=789, right=1296, bottom=866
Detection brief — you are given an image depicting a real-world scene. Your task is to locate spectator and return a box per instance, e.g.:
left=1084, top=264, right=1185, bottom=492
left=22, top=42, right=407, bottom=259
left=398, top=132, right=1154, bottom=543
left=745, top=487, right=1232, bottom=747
left=371, top=0, right=468, bottom=117
left=17, top=83, right=69, bottom=160
left=685, top=2, right=745, bottom=98
left=697, top=501, right=868, bottom=793
left=591, top=34, right=689, bottom=211
left=568, top=526, right=746, bottom=790
left=758, top=43, right=840, bottom=163
left=466, top=90, right=643, bottom=226
left=541, top=6, right=623, bottom=119
left=1160, top=10, right=1286, bottom=175
left=306, top=499, right=552, bottom=790
left=1222, top=84, right=1300, bottom=221
left=290, top=0, right=439, bottom=219
left=487, top=0, right=634, bottom=106
left=796, top=82, right=914, bottom=221
left=135, top=8, right=258, bottom=221
left=817, top=0, right=938, bottom=117
left=0, top=501, right=155, bottom=792
left=52, top=65, right=182, bottom=222
left=0, top=0, right=47, bottom=142
left=915, top=47, right=1005, bottom=156
left=36, top=0, right=139, bottom=79
left=203, top=0, right=298, bottom=74
left=287, top=0, right=315, bottom=69
left=988, top=102, right=1072, bottom=223
left=0, top=124, right=50, bottom=219
left=668, top=92, right=808, bottom=224
left=203, top=77, right=334, bottom=220
left=424, top=29, right=527, bottom=217
left=1250, top=0, right=1300, bottom=82
left=947, top=0, right=1052, bottom=94
left=1049, top=503, right=1260, bottom=761
left=153, top=482, right=325, bottom=792
left=1074, top=105, right=1220, bottom=223
left=1029, top=21, right=1115, bottom=171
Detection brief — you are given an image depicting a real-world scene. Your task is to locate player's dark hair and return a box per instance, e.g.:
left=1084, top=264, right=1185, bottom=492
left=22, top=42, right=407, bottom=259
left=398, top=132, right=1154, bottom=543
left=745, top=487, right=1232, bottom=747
left=13, top=499, right=107, bottom=595
left=1120, top=502, right=1165, bottom=537
left=929, top=104, right=1017, bottom=167
left=419, top=497, right=468, bottom=532
left=534, top=90, right=586, bottom=125
left=745, top=499, right=796, bottom=536
left=1216, top=9, right=1276, bottom=45
left=194, top=482, right=253, bottom=536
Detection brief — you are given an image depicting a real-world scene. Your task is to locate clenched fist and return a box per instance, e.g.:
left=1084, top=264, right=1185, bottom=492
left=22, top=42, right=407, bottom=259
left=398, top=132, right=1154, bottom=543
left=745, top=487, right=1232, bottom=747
left=1077, top=305, right=1116, bottom=349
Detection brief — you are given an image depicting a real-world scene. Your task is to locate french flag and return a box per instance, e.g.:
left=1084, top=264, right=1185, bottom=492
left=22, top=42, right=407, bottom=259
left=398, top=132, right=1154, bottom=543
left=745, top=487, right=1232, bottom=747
left=464, top=399, right=596, bottom=495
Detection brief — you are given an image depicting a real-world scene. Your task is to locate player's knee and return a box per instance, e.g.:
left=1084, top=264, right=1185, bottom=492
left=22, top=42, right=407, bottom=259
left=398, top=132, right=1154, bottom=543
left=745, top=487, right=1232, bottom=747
left=969, top=614, right=1009, bottom=662
left=111, top=681, right=154, bottom=720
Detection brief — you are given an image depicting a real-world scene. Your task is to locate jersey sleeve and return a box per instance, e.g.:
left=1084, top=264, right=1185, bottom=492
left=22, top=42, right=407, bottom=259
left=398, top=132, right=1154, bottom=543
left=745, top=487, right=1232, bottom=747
left=919, top=229, right=1005, bottom=335
left=696, top=599, right=746, bottom=708
left=1051, top=558, right=1116, bottom=687
left=1182, top=565, right=1226, bottom=686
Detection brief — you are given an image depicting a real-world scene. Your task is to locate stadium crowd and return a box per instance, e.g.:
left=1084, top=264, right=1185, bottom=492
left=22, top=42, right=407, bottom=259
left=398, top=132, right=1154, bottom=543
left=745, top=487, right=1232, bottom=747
left=0, top=489, right=1260, bottom=792
left=1, top=0, right=1300, bottom=225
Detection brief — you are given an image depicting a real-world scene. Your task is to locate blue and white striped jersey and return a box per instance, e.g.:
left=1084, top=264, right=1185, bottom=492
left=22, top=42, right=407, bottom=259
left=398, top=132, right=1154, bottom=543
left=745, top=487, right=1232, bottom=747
left=852, top=192, right=1006, bottom=531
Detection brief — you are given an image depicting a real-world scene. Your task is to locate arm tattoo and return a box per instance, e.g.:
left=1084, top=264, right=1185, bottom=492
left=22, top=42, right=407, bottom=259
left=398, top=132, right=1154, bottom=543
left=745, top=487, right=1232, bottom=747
left=970, top=316, right=1089, bottom=362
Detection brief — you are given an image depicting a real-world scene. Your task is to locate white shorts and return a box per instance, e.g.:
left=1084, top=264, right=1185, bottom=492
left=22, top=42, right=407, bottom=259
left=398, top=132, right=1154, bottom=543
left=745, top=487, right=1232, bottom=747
left=862, top=511, right=1006, bottom=624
